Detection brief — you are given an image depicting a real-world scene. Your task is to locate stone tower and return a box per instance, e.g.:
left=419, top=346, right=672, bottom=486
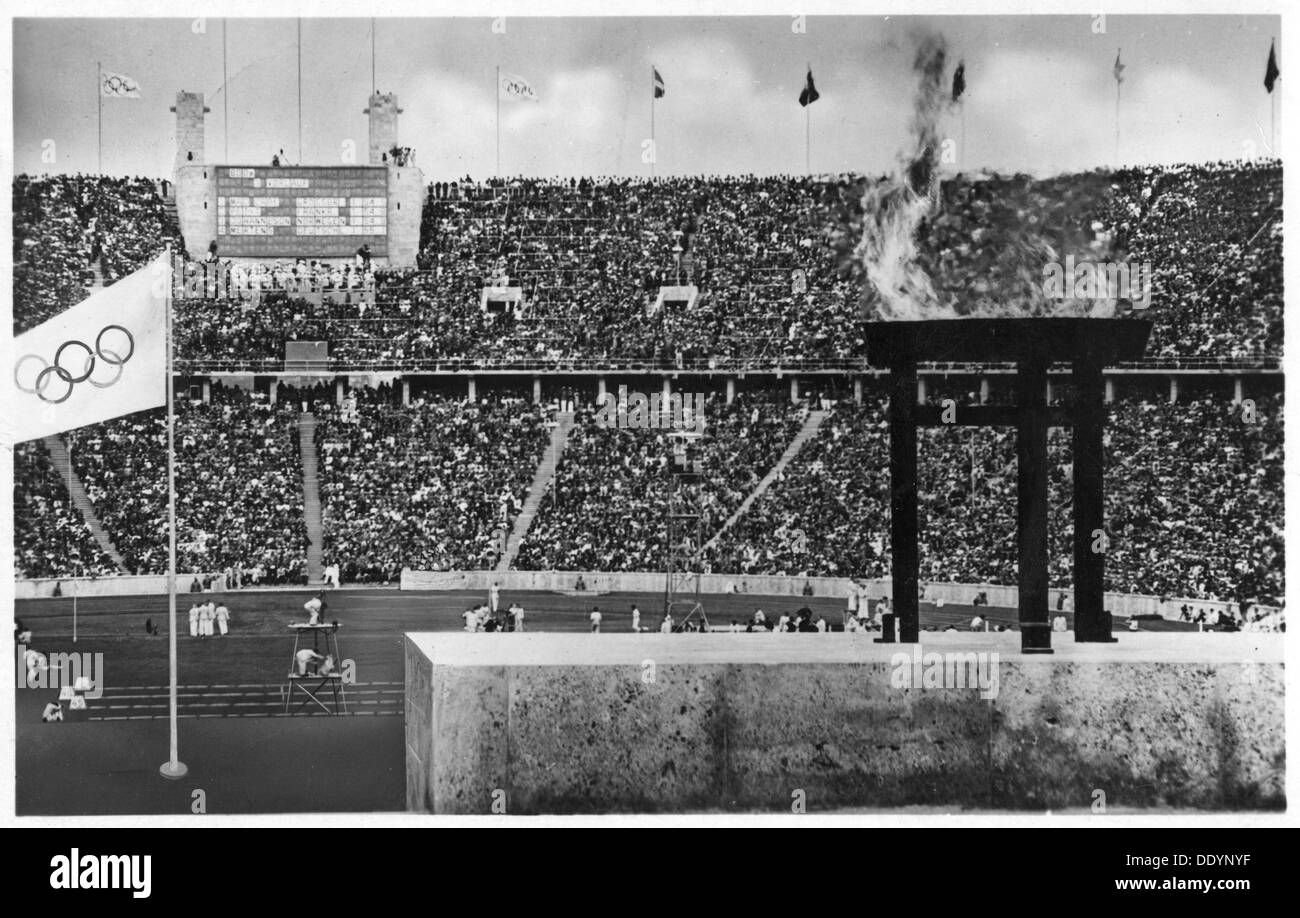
left=364, top=92, right=402, bottom=165
left=171, top=91, right=209, bottom=173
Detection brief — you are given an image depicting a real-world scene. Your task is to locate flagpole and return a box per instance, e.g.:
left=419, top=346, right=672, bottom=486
left=371, top=18, right=377, bottom=96
left=496, top=65, right=501, bottom=177
left=160, top=245, right=187, bottom=780
left=650, top=65, right=655, bottom=178
left=223, top=20, right=229, bottom=162
left=1115, top=54, right=1121, bottom=167
left=297, top=18, right=303, bottom=164
left=97, top=61, right=102, bottom=173
left=805, top=61, right=811, bottom=175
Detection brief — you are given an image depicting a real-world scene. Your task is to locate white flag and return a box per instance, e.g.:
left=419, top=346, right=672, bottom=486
left=498, top=72, right=539, bottom=103
left=101, top=70, right=142, bottom=98
left=10, top=253, right=170, bottom=442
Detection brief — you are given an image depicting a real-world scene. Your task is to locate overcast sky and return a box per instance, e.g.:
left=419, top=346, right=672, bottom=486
left=12, top=14, right=1282, bottom=180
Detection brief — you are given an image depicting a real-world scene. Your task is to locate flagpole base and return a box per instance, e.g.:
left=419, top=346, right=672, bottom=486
left=159, top=760, right=189, bottom=780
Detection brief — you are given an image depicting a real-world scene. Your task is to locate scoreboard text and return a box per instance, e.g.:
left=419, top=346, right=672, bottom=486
left=215, top=166, right=389, bottom=258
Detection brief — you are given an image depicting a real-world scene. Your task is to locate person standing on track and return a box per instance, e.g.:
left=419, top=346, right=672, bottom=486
left=589, top=606, right=602, bottom=633
left=198, top=601, right=213, bottom=639
left=188, top=602, right=200, bottom=638
left=489, top=582, right=501, bottom=615
left=631, top=604, right=641, bottom=632
left=215, top=602, right=230, bottom=637
left=304, top=592, right=325, bottom=625
left=508, top=601, right=525, bottom=632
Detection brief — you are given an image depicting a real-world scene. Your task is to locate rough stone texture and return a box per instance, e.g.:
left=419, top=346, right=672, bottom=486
left=405, top=634, right=1284, bottom=814
left=385, top=165, right=423, bottom=268
left=174, top=165, right=216, bottom=260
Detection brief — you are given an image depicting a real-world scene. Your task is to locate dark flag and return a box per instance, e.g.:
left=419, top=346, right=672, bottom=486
left=1113, top=49, right=1125, bottom=84
left=653, top=67, right=666, bottom=99
left=799, top=68, right=820, bottom=107
left=1265, top=41, right=1280, bottom=93
left=952, top=61, right=966, bottom=101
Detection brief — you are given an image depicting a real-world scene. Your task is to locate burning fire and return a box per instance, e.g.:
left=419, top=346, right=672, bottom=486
left=858, top=33, right=1130, bottom=321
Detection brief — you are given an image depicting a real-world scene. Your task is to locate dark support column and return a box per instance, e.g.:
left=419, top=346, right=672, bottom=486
left=1016, top=359, right=1052, bottom=653
left=886, top=356, right=920, bottom=644
left=1073, top=359, right=1115, bottom=642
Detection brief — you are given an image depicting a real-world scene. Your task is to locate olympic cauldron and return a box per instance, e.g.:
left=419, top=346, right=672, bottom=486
left=864, top=317, right=1152, bottom=652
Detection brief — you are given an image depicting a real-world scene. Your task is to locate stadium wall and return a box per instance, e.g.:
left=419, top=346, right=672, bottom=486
left=14, top=570, right=1275, bottom=619
left=398, top=570, right=1275, bottom=620
left=405, top=632, right=1285, bottom=814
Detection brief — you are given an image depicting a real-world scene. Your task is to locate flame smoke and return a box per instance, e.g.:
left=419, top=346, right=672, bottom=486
left=858, top=33, right=953, bottom=321
left=857, top=34, right=1125, bottom=320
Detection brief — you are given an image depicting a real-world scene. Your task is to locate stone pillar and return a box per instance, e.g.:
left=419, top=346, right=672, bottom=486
left=267, top=381, right=277, bottom=405
left=979, top=377, right=990, bottom=405
left=533, top=376, right=542, bottom=404
left=335, top=378, right=345, bottom=405
left=790, top=378, right=799, bottom=404
left=853, top=377, right=863, bottom=404
left=1104, top=378, right=1115, bottom=404
left=171, top=91, right=208, bottom=173
left=662, top=377, right=672, bottom=403
left=917, top=377, right=927, bottom=404
left=201, top=379, right=211, bottom=404
left=1073, top=359, right=1114, bottom=644
left=402, top=379, right=411, bottom=407
left=1233, top=377, right=1244, bottom=405
left=888, top=357, right=919, bottom=644
left=364, top=92, right=402, bottom=166
left=726, top=378, right=736, bottom=405
left=467, top=375, right=477, bottom=402
left=1017, top=359, right=1052, bottom=654
left=597, top=377, right=607, bottom=405
left=1169, top=376, right=1179, bottom=404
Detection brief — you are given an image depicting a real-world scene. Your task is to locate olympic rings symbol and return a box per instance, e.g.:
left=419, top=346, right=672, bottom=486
left=14, top=325, right=136, bottom=404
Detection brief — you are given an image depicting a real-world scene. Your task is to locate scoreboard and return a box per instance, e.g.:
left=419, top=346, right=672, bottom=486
left=215, top=166, right=389, bottom=258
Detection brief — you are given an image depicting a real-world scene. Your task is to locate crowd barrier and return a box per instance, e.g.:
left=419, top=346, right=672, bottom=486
left=15, top=569, right=1280, bottom=619
left=398, top=569, right=1281, bottom=620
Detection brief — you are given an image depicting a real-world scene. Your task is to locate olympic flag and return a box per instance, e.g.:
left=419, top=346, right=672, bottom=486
left=10, top=252, right=169, bottom=442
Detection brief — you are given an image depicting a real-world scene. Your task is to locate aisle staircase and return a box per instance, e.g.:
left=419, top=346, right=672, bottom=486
left=702, top=409, right=830, bottom=553
left=42, top=436, right=130, bottom=574
left=297, top=412, right=325, bottom=584
left=495, top=411, right=576, bottom=571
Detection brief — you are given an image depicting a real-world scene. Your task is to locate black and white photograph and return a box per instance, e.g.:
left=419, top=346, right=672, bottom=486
left=0, top=0, right=1294, bottom=846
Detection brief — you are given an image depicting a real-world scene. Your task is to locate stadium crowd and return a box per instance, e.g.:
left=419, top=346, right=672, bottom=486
left=65, top=384, right=308, bottom=582
left=14, top=440, right=119, bottom=579
left=315, top=387, right=551, bottom=581
left=514, top=391, right=806, bottom=571
left=13, top=174, right=180, bottom=334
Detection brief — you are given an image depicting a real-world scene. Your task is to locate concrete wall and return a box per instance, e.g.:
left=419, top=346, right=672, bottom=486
left=405, top=632, right=1285, bottom=814
left=16, top=574, right=220, bottom=599
left=386, top=165, right=423, bottom=268
left=174, top=164, right=217, bottom=259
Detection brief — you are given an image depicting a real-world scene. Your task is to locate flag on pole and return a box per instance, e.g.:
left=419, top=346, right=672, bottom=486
left=799, top=68, right=820, bottom=107
left=498, top=72, right=539, bottom=103
left=653, top=67, right=666, bottom=99
left=952, top=61, right=966, bottom=101
left=10, top=253, right=169, bottom=442
left=101, top=70, right=142, bottom=98
left=1113, top=50, right=1125, bottom=84
left=1265, top=41, right=1280, bottom=93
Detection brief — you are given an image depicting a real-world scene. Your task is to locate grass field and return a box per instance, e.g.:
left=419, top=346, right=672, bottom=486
left=13, top=585, right=1196, bottom=815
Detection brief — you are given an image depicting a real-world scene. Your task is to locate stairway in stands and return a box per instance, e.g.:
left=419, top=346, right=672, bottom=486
left=702, top=408, right=830, bottom=553
left=297, top=412, right=325, bottom=584
left=496, top=411, right=576, bottom=571
left=42, top=436, right=130, bottom=574
left=85, top=259, right=105, bottom=292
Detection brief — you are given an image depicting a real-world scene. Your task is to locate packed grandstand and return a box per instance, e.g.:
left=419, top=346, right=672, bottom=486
left=11, top=160, right=1284, bottom=624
